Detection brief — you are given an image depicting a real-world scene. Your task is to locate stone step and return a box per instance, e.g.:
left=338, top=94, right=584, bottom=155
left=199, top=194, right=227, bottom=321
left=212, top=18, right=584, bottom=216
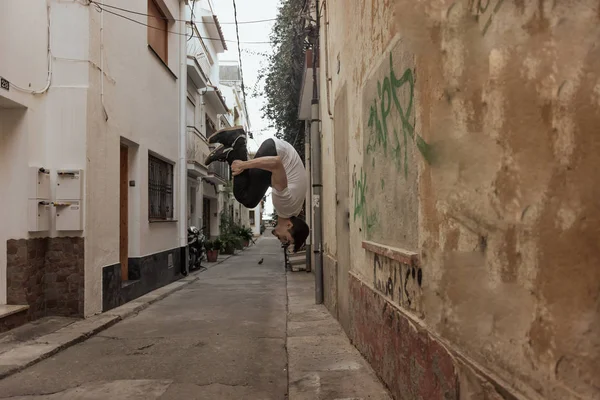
left=0, top=305, right=30, bottom=334
left=289, top=255, right=306, bottom=266
left=0, top=305, right=29, bottom=319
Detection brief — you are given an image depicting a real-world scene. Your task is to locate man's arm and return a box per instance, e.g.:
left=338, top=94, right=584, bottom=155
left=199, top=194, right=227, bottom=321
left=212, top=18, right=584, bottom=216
left=231, top=157, right=288, bottom=191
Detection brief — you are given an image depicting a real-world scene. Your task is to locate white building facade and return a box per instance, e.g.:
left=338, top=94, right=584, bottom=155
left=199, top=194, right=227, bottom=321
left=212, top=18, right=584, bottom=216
left=219, top=62, right=251, bottom=229
left=0, top=0, right=200, bottom=327
left=185, top=0, right=231, bottom=241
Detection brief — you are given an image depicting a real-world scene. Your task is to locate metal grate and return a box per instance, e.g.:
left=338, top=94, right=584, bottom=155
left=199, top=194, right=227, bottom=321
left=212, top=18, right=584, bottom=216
left=149, top=155, right=173, bottom=220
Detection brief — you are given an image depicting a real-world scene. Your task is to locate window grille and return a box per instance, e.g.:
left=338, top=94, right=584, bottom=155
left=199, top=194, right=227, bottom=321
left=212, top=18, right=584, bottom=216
left=149, top=155, right=173, bottom=220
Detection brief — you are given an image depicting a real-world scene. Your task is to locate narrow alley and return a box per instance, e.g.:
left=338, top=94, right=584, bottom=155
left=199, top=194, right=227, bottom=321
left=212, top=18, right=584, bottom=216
left=0, top=234, right=389, bottom=399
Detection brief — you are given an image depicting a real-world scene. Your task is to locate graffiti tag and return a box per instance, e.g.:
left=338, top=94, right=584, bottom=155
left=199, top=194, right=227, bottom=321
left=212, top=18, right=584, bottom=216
left=373, top=253, right=423, bottom=313
left=468, top=0, right=505, bottom=36
left=353, top=168, right=378, bottom=235
left=365, top=53, right=432, bottom=177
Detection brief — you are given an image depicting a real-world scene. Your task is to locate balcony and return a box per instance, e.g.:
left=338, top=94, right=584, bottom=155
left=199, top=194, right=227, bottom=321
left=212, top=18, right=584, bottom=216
left=187, top=127, right=209, bottom=177
left=207, top=159, right=230, bottom=184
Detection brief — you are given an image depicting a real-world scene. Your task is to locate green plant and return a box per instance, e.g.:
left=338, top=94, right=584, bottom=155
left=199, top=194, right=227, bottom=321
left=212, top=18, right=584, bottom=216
left=204, top=240, right=214, bottom=251
left=234, top=235, right=244, bottom=250
left=260, top=223, right=266, bottom=235
left=236, top=226, right=253, bottom=241
left=258, top=0, right=307, bottom=159
left=220, top=210, right=234, bottom=234
left=213, top=238, right=223, bottom=251
left=219, top=233, right=238, bottom=254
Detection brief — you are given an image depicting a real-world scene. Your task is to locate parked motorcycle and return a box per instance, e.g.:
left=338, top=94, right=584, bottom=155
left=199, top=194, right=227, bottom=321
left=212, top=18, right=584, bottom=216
left=187, top=226, right=206, bottom=272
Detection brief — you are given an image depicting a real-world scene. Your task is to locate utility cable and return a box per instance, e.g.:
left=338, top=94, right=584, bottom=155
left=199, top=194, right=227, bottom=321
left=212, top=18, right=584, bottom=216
left=89, top=1, right=277, bottom=25
left=232, top=0, right=251, bottom=137
left=91, top=3, right=273, bottom=44
left=4, top=0, right=52, bottom=94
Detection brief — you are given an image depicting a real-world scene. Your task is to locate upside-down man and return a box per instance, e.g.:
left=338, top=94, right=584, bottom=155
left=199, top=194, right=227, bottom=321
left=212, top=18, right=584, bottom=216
left=205, top=126, right=309, bottom=252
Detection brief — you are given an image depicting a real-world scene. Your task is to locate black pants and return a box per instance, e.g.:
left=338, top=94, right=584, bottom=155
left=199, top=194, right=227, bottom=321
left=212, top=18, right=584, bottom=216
left=229, top=138, right=276, bottom=209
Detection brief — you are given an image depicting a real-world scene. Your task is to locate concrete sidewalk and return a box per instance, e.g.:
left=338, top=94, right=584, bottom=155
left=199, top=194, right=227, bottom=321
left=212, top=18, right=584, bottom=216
left=287, top=273, right=391, bottom=400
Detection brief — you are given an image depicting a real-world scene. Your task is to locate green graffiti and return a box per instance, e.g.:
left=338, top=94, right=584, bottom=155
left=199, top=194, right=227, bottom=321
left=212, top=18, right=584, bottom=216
left=353, top=168, right=367, bottom=223
left=357, top=52, right=438, bottom=234
left=366, top=211, right=378, bottom=236
left=366, top=102, right=386, bottom=155
left=353, top=168, right=378, bottom=236
left=365, top=53, right=433, bottom=172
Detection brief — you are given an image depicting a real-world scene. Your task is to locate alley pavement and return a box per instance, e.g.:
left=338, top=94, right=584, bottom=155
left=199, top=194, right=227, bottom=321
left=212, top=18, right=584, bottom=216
left=0, top=234, right=390, bottom=399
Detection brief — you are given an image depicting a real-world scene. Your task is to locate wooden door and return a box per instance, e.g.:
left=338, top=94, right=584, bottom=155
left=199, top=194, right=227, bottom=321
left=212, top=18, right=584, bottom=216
left=120, top=145, right=129, bottom=281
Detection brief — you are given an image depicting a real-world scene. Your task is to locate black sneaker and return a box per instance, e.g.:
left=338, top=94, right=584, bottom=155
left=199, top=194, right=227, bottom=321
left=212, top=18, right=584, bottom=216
left=208, top=126, right=246, bottom=147
left=205, top=145, right=233, bottom=166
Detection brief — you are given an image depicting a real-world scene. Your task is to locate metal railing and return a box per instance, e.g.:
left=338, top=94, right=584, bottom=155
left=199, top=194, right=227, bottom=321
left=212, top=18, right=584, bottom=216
left=208, top=161, right=230, bottom=181
left=186, top=127, right=209, bottom=166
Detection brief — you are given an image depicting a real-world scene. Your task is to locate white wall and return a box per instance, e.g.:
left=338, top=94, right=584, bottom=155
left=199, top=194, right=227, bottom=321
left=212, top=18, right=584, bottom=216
left=250, top=203, right=262, bottom=236
left=85, top=0, right=184, bottom=315
left=0, top=0, right=89, bottom=304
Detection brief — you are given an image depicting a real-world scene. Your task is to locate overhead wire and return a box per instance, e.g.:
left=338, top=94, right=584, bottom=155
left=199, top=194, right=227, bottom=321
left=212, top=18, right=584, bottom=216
left=88, top=1, right=277, bottom=25
left=187, top=0, right=195, bottom=41
left=5, top=0, right=52, bottom=94
left=231, top=0, right=251, bottom=138
left=90, top=3, right=274, bottom=44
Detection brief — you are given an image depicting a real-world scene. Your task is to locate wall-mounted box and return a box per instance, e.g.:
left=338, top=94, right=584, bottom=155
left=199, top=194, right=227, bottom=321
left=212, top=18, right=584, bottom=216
left=28, top=199, right=51, bottom=232
left=55, top=201, right=83, bottom=231
left=28, top=167, right=51, bottom=199
left=56, top=170, right=83, bottom=200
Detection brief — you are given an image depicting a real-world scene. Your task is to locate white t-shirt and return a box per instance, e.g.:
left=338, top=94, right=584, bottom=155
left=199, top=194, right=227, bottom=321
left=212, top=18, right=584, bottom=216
left=271, top=138, right=307, bottom=218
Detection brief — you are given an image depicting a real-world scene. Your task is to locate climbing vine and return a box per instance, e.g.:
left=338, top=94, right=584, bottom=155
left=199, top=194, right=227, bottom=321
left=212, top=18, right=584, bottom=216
left=257, top=0, right=310, bottom=160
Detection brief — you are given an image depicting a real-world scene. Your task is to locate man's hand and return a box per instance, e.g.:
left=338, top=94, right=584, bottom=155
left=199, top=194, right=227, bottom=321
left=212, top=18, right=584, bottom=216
left=231, top=160, right=245, bottom=176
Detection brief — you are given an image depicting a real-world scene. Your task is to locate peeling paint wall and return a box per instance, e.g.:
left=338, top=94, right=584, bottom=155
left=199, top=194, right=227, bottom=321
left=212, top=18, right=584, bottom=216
left=319, top=0, right=600, bottom=399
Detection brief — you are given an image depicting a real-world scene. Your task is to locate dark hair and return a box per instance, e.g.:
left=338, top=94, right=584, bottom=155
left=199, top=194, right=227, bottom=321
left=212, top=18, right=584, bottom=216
left=289, top=216, right=309, bottom=253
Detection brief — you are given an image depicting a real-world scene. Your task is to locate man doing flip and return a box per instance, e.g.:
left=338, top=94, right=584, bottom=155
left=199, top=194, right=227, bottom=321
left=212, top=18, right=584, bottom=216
left=205, top=126, right=309, bottom=253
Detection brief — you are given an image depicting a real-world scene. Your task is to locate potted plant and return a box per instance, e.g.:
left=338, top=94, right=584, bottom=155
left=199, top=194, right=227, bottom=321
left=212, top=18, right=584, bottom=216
left=238, top=226, right=254, bottom=247
left=220, top=233, right=237, bottom=255
left=234, top=234, right=244, bottom=250
left=213, top=238, right=223, bottom=252
left=205, top=240, right=219, bottom=263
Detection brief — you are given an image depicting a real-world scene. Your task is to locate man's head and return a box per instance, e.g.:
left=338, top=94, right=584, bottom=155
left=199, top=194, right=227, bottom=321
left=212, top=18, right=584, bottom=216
left=272, top=216, right=309, bottom=252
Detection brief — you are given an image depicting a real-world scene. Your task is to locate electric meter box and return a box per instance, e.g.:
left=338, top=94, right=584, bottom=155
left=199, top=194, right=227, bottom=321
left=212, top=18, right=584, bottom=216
left=28, top=167, right=51, bottom=200
left=28, top=200, right=51, bottom=232
left=56, top=170, right=83, bottom=200
left=55, top=200, right=83, bottom=231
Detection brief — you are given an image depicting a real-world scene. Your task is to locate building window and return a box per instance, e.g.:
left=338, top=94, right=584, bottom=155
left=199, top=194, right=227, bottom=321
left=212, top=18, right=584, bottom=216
left=149, top=154, right=173, bottom=220
left=249, top=210, right=255, bottom=226
left=148, top=0, right=168, bottom=64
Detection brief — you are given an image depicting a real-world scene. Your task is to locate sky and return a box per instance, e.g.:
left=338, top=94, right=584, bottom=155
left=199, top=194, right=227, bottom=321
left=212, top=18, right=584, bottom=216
left=213, top=0, right=280, bottom=219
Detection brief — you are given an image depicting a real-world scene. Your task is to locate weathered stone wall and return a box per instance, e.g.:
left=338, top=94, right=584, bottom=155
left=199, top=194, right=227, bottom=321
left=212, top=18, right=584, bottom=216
left=319, top=0, right=600, bottom=399
left=6, top=237, right=84, bottom=320
left=7, top=239, right=47, bottom=320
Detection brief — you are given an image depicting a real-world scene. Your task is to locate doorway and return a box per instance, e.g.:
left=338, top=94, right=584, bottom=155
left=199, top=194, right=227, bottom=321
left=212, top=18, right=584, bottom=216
left=334, top=86, right=350, bottom=333
left=119, top=145, right=129, bottom=281
left=203, top=198, right=211, bottom=238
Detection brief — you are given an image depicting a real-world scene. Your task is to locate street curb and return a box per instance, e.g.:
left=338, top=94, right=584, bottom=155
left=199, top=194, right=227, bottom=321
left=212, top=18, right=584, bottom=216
left=0, top=253, right=237, bottom=381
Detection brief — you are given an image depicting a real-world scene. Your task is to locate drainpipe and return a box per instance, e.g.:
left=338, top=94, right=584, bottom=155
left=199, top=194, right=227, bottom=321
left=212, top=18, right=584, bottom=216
left=179, top=1, right=188, bottom=272
left=305, top=119, right=312, bottom=273
left=312, top=0, right=323, bottom=304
